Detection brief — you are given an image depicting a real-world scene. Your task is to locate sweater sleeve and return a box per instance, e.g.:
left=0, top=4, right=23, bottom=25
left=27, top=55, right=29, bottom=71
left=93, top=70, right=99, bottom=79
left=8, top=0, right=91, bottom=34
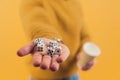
left=78, top=24, right=91, bottom=52
left=20, top=0, right=62, bottom=41
left=80, top=15, right=91, bottom=48
left=80, top=25, right=91, bottom=45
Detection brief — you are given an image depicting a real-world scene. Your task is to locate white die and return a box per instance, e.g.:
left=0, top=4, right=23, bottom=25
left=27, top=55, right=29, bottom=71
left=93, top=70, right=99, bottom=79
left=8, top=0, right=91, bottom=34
left=54, top=46, right=62, bottom=55
left=47, top=47, right=55, bottom=56
left=36, top=42, right=45, bottom=52
left=34, top=38, right=43, bottom=45
left=48, top=41, right=58, bottom=47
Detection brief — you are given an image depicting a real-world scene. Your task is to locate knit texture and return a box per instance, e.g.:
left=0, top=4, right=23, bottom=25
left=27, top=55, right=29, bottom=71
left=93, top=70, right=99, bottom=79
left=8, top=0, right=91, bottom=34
left=20, top=0, right=90, bottom=79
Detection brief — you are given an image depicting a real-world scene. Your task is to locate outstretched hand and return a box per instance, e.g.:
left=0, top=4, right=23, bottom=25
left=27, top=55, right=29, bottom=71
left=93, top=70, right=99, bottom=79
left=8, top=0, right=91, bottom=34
left=76, top=53, right=96, bottom=71
left=17, top=38, right=70, bottom=72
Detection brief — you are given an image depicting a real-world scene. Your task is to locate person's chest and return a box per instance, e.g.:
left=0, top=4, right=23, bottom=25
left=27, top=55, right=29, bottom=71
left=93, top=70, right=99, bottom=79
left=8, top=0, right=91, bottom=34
left=45, top=0, right=83, bottom=35
left=47, top=0, right=83, bottom=60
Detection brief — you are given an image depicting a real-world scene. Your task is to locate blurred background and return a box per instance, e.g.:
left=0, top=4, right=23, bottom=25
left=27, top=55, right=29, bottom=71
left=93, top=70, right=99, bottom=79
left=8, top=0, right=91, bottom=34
left=0, top=0, right=120, bottom=80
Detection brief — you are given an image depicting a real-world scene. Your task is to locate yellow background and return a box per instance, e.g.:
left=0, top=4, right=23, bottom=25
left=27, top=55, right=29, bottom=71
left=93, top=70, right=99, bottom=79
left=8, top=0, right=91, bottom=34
left=0, top=0, right=120, bottom=80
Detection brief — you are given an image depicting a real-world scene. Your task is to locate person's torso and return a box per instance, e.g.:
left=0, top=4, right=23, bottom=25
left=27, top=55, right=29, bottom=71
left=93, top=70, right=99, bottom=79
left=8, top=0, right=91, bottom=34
left=26, top=0, right=83, bottom=79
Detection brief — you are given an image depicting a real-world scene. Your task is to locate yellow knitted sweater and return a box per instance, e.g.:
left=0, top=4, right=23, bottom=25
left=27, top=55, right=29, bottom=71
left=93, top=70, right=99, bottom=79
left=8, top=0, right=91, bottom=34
left=20, top=0, right=90, bottom=79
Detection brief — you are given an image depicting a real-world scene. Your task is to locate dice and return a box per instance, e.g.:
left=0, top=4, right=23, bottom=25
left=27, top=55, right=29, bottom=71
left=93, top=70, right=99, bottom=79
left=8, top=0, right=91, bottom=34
left=54, top=46, right=62, bottom=55
left=47, top=47, right=55, bottom=56
left=34, top=38, right=45, bottom=52
left=48, top=41, right=58, bottom=47
left=36, top=42, right=45, bottom=52
left=47, top=41, right=62, bottom=56
left=34, top=38, right=43, bottom=45
left=34, top=38, right=62, bottom=56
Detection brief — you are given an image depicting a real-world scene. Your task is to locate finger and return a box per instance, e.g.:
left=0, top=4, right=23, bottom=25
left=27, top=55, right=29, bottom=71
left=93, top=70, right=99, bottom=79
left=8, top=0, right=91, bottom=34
left=82, top=60, right=95, bottom=71
left=57, top=44, right=70, bottom=63
left=17, top=41, right=34, bottom=57
left=32, top=51, right=42, bottom=67
left=76, top=53, right=81, bottom=62
left=50, top=55, right=60, bottom=72
left=82, top=63, right=94, bottom=71
left=40, top=55, right=51, bottom=70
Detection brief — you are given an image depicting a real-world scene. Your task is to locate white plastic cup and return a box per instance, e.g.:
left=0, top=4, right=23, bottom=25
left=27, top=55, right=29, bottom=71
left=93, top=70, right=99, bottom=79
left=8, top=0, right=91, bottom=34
left=78, top=42, right=101, bottom=67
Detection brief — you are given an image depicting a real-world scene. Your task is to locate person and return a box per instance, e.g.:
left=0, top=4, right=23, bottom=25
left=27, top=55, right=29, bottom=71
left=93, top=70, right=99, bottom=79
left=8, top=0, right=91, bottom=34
left=17, top=0, right=96, bottom=80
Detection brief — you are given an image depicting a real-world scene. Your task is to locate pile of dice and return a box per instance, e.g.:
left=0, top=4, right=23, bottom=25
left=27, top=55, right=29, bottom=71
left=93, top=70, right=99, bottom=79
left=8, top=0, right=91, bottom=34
left=34, top=38, right=62, bottom=56
left=34, top=38, right=45, bottom=52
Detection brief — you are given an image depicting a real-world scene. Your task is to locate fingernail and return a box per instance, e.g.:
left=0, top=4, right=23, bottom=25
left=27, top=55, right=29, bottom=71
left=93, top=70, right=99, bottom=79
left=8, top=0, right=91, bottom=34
left=41, top=65, right=48, bottom=70
left=17, top=51, right=24, bottom=57
left=33, top=63, right=40, bottom=67
left=50, top=66, right=58, bottom=72
left=57, top=58, right=63, bottom=63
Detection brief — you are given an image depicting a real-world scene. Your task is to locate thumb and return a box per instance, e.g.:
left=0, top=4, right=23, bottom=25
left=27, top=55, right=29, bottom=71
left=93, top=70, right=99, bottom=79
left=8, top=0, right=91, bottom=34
left=17, top=41, right=34, bottom=57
